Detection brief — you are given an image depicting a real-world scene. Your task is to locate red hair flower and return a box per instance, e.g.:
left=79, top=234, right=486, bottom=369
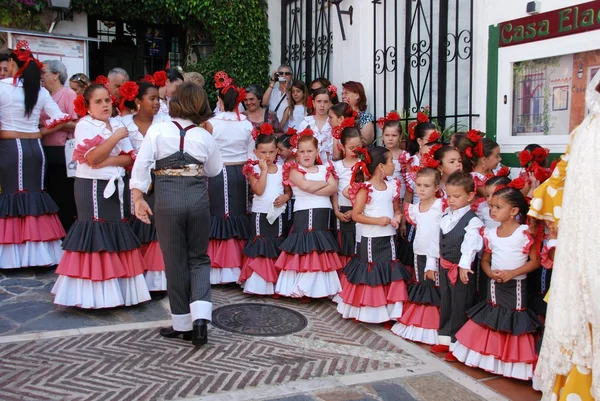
left=141, top=74, right=155, bottom=85
left=327, top=85, right=337, bottom=97
left=350, top=147, right=372, bottom=183
left=421, top=153, right=440, bottom=169
left=332, top=117, right=356, bottom=140
left=428, top=143, right=443, bottom=155
left=214, top=71, right=232, bottom=89
left=408, top=121, right=418, bottom=140
left=119, top=81, right=138, bottom=101
left=376, top=110, right=401, bottom=129
left=508, top=176, right=527, bottom=190
left=153, top=71, right=168, bottom=88
left=94, top=75, right=110, bottom=88
left=532, top=147, right=550, bottom=163
left=495, top=166, right=510, bottom=177
left=251, top=122, right=275, bottom=140
left=427, top=130, right=441, bottom=143
left=286, top=127, right=297, bottom=137
left=307, top=95, right=314, bottom=113
left=416, top=111, right=429, bottom=123
left=73, top=94, right=87, bottom=118
left=299, top=127, right=314, bottom=137
left=518, top=150, right=533, bottom=167
left=466, top=129, right=482, bottom=143
left=473, top=141, right=484, bottom=158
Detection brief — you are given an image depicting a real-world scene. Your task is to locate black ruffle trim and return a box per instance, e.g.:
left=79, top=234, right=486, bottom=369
left=210, top=214, right=251, bottom=240
left=343, top=258, right=410, bottom=286
left=467, top=301, right=543, bottom=336
left=407, top=282, right=441, bottom=307
left=0, top=191, right=59, bottom=218
left=128, top=216, right=157, bottom=244
left=338, top=230, right=356, bottom=257
left=527, top=293, right=548, bottom=318
left=396, top=236, right=415, bottom=267
left=62, top=220, right=142, bottom=252
left=243, top=236, right=284, bottom=258
left=279, top=230, right=339, bottom=255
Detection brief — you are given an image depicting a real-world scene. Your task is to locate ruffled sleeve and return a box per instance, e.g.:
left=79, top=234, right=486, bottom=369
left=41, top=88, right=72, bottom=129
left=471, top=172, right=488, bottom=189
left=393, top=178, right=402, bottom=202
left=480, top=226, right=492, bottom=253
left=520, top=225, right=535, bottom=254
left=282, top=162, right=305, bottom=186
left=242, top=160, right=260, bottom=179
left=73, top=135, right=105, bottom=164
left=540, top=239, right=557, bottom=269
left=404, top=203, right=417, bottom=226
left=348, top=182, right=373, bottom=205
left=325, top=161, right=338, bottom=181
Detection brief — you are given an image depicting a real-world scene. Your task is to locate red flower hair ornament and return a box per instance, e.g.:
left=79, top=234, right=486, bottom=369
left=420, top=153, right=440, bottom=169
left=12, top=40, right=43, bottom=85
left=427, top=130, right=441, bottom=144
left=94, top=75, right=110, bottom=88
left=376, top=110, right=401, bottom=130
left=495, top=166, right=510, bottom=177
left=428, top=143, right=443, bottom=155
left=214, top=71, right=232, bottom=89
left=251, top=122, right=275, bottom=140
left=290, top=127, right=314, bottom=149
left=118, top=81, right=139, bottom=113
left=153, top=71, right=168, bottom=88
left=494, top=176, right=527, bottom=193
left=327, top=84, right=338, bottom=98
left=332, top=117, right=356, bottom=140
left=73, top=94, right=87, bottom=118
left=350, top=147, right=372, bottom=184
left=407, top=121, right=418, bottom=140
left=464, top=129, right=485, bottom=160
left=141, top=74, right=155, bottom=85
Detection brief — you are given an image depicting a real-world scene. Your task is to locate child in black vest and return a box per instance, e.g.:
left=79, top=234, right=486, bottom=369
left=428, top=171, right=483, bottom=361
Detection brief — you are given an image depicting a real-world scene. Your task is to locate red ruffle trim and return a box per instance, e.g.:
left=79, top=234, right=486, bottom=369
left=44, top=114, right=72, bottom=129
left=55, top=249, right=147, bottom=281
left=393, top=178, right=402, bottom=202
left=480, top=227, right=492, bottom=253
left=455, top=320, right=538, bottom=363
left=471, top=197, right=486, bottom=212
left=242, top=160, right=260, bottom=180
left=522, top=229, right=534, bottom=254
left=540, top=244, right=554, bottom=269
left=275, top=250, right=342, bottom=272
left=399, top=302, right=440, bottom=330
left=387, top=279, right=409, bottom=302
left=398, top=151, right=411, bottom=173
left=239, top=256, right=279, bottom=283
left=404, top=203, right=415, bottom=226
left=325, top=161, right=339, bottom=181
left=339, top=282, right=390, bottom=307
left=282, top=162, right=306, bottom=186
left=73, top=135, right=105, bottom=164
left=143, top=240, right=164, bottom=272
left=208, top=238, right=245, bottom=268
left=471, top=173, right=489, bottom=189
left=0, top=214, right=66, bottom=244
left=119, top=150, right=136, bottom=161
left=348, top=182, right=373, bottom=205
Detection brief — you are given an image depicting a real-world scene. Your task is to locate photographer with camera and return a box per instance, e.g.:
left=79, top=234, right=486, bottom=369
left=262, top=64, right=293, bottom=123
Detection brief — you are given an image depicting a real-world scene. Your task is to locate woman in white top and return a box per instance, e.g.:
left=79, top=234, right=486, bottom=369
left=297, top=87, right=334, bottom=163
left=280, top=80, right=308, bottom=130
left=0, top=40, right=70, bottom=269
left=208, top=71, right=254, bottom=285
left=122, top=81, right=170, bottom=296
left=52, top=83, right=151, bottom=309
left=131, top=82, right=223, bottom=346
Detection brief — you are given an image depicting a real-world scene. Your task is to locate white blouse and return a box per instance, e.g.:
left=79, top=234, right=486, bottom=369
left=209, top=112, right=254, bottom=163
left=297, top=116, right=333, bottom=163
left=130, top=118, right=223, bottom=193
left=358, top=180, right=401, bottom=238
left=333, top=159, right=354, bottom=208
left=406, top=198, right=443, bottom=257
left=292, top=164, right=334, bottom=211
left=287, top=105, right=306, bottom=130
left=123, top=112, right=171, bottom=153
left=0, top=78, right=69, bottom=132
left=247, top=164, right=285, bottom=214
left=482, top=225, right=533, bottom=280
left=426, top=204, right=484, bottom=271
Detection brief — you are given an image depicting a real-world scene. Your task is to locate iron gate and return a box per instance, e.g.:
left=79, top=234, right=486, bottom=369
left=281, top=0, right=333, bottom=83
left=372, top=0, right=477, bottom=133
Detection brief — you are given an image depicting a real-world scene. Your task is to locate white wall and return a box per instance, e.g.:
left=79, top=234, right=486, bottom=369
left=42, top=11, right=88, bottom=37
left=267, top=0, right=282, bottom=75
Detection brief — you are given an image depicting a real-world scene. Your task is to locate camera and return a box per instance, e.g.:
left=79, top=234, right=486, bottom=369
left=273, top=72, right=287, bottom=82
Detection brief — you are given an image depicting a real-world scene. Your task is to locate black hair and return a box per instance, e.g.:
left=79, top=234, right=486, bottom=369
left=123, top=81, right=158, bottom=111
left=218, top=86, right=239, bottom=112
left=9, top=51, right=40, bottom=117
left=416, top=167, right=441, bottom=186
left=523, top=143, right=548, bottom=168
left=329, top=101, right=354, bottom=118
left=450, top=132, right=465, bottom=148
left=446, top=171, right=475, bottom=193
left=167, top=68, right=184, bottom=83
left=485, top=175, right=511, bottom=188
left=493, top=187, right=529, bottom=223
left=457, top=137, right=499, bottom=172
left=353, top=146, right=390, bottom=183
left=407, top=121, right=436, bottom=156
left=255, top=134, right=278, bottom=148
left=433, top=145, right=459, bottom=164
left=0, top=53, right=8, bottom=63
left=277, top=134, right=292, bottom=149
left=340, top=126, right=361, bottom=146
left=311, top=77, right=339, bottom=104
left=83, top=84, right=110, bottom=107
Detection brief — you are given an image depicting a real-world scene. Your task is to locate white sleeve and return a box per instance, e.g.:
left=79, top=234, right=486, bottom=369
left=202, top=133, right=224, bottom=178
left=129, top=127, right=159, bottom=193
left=425, top=227, right=440, bottom=272
left=41, top=89, right=70, bottom=127
left=458, top=217, right=484, bottom=270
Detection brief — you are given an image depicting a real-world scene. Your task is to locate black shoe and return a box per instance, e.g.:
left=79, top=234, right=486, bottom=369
left=159, top=326, right=192, bottom=341
left=150, top=291, right=167, bottom=301
left=192, top=319, right=208, bottom=346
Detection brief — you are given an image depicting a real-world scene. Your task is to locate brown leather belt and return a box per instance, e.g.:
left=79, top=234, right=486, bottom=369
left=0, top=131, right=42, bottom=139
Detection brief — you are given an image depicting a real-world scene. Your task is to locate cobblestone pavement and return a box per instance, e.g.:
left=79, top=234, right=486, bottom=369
left=0, top=269, right=514, bottom=401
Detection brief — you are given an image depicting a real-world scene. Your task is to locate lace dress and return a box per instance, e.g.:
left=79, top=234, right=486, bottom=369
left=531, top=71, right=600, bottom=400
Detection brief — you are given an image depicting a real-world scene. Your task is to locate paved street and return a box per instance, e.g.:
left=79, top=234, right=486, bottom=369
left=0, top=267, right=539, bottom=401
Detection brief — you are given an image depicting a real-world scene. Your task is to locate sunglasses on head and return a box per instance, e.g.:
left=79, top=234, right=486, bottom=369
left=71, top=74, right=86, bottom=82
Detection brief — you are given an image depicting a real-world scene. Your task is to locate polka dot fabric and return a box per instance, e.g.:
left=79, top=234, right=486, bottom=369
left=528, top=148, right=568, bottom=225
left=551, top=364, right=593, bottom=401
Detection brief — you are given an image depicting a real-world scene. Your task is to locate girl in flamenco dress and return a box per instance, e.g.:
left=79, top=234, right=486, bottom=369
left=275, top=130, right=342, bottom=299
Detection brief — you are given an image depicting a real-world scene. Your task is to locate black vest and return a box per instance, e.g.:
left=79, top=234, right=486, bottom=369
left=439, top=210, right=478, bottom=264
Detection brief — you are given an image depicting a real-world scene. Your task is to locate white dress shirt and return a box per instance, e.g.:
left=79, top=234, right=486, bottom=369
left=297, top=116, right=333, bottom=163
left=482, top=225, right=532, bottom=280
left=406, top=198, right=443, bottom=257
left=333, top=159, right=354, bottom=208
left=123, top=112, right=171, bottom=153
left=426, top=204, right=483, bottom=271
left=209, top=112, right=254, bottom=163
left=0, top=78, right=69, bottom=132
left=130, top=118, right=223, bottom=193
left=248, top=164, right=285, bottom=213
left=268, top=85, right=288, bottom=122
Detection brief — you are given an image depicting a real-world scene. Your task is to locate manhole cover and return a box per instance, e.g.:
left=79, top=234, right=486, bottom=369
left=211, top=303, right=308, bottom=336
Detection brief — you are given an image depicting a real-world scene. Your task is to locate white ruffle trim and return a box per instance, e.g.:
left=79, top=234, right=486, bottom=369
left=144, top=270, right=167, bottom=291
left=336, top=301, right=403, bottom=323
left=52, top=275, right=151, bottom=309
left=241, top=272, right=275, bottom=295
left=210, top=267, right=241, bottom=285
left=0, top=239, right=63, bottom=269
left=391, top=321, right=439, bottom=345
left=275, top=271, right=341, bottom=298
left=452, top=341, right=534, bottom=380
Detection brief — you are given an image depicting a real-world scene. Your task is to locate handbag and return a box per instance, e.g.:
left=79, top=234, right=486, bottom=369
left=64, top=138, right=77, bottom=177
